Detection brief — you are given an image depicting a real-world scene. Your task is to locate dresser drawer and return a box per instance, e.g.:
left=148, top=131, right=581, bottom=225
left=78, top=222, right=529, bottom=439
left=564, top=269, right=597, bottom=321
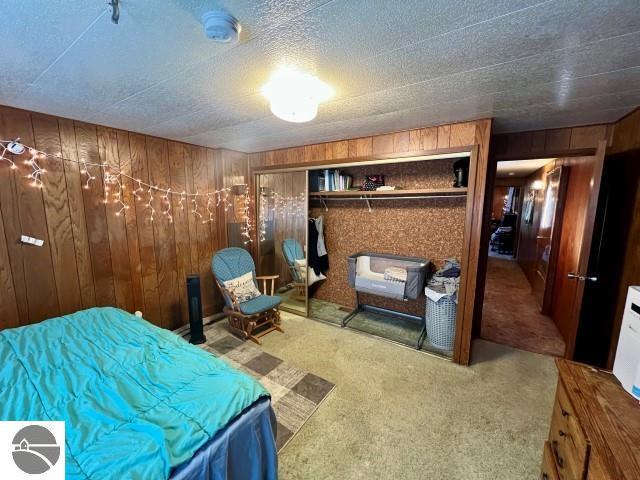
left=548, top=379, right=590, bottom=479
left=541, top=441, right=560, bottom=480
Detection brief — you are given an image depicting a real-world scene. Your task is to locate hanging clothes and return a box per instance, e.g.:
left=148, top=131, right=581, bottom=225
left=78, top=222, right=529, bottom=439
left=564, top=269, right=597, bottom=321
left=309, top=218, right=329, bottom=275
left=315, top=215, right=327, bottom=256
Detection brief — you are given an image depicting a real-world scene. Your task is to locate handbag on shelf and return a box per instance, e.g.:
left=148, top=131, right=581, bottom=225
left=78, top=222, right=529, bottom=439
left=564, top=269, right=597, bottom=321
left=362, top=174, right=385, bottom=191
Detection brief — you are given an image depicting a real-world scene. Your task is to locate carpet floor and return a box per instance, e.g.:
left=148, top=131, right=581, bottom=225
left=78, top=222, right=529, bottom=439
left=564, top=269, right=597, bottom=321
left=260, top=311, right=557, bottom=480
left=481, top=257, right=565, bottom=356
left=197, top=320, right=335, bottom=452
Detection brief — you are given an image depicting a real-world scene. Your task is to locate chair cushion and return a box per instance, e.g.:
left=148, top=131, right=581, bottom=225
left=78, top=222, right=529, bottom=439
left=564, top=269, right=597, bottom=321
left=239, top=295, right=281, bottom=315
left=282, top=239, right=304, bottom=264
left=212, top=247, right=256, bottom=283
left=223, top=271, right=262, bottom=303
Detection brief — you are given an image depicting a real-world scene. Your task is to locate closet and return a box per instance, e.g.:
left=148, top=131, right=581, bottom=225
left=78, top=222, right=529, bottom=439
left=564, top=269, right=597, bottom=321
left=254, top=152, right=471, bottom=359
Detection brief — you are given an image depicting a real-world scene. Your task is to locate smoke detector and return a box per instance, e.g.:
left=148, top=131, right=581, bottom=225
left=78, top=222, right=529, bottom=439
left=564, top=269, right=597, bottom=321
left=201, top=11, right=241, bottom=43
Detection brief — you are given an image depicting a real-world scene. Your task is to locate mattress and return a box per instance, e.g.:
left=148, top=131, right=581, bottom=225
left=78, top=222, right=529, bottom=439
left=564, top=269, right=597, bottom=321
left=0, top=307, right=277, bottom=479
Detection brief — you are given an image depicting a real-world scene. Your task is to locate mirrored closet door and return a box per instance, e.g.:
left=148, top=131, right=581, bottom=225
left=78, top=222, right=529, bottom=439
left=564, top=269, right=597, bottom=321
left=256, top=171, right=308, bottom=315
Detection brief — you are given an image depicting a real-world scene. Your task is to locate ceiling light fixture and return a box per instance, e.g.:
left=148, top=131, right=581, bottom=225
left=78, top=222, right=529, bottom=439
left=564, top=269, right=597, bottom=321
left=261, top=68, right=334, bottom=123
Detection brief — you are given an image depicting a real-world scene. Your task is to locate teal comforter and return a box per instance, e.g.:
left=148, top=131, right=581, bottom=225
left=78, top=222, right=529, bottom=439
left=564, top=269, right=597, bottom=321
left=0, top=307, right=269, bottom=479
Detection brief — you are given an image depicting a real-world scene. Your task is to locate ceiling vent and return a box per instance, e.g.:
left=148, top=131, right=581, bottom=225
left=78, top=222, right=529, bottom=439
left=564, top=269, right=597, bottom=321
left=201, top=11, right=241, bottom=43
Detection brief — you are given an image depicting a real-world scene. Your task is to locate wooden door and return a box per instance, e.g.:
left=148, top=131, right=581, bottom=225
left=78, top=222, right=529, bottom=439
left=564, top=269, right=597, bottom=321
left=534, top=166, right=568, bottom=313
left=551, top=141, right=607, bottom=357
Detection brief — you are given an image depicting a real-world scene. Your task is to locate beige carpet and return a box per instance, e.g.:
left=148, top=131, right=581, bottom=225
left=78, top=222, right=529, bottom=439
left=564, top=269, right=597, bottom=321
left=481, top=257, right=565, bottom=356
left=198, top=320, right=334, bottom=451
left=260, top=311, right=557, bottom=480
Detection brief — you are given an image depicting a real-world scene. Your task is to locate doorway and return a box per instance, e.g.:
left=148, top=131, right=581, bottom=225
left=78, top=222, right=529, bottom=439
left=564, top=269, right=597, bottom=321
left=481, top=159, right=565, bottom=356
left=477, top=141, right=608, bottom=362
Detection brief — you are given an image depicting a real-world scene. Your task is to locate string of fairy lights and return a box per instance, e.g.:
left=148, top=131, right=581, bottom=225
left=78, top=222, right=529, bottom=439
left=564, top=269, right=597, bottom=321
left=258, top=188, right=306, bottom=242
left=0, top=138, right=253, bottom=243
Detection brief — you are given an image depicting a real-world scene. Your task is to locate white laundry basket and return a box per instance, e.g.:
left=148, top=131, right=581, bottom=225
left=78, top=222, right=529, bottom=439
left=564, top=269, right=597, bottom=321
left=424, top=288, right=457, bottom=351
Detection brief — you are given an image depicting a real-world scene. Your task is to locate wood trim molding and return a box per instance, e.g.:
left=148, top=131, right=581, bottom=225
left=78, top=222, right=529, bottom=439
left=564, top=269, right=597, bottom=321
left=492, top=147, right=596, bottom=162
left=250, top=146, right=472, bottom=173
left=454, top=145, right=480, bottom=365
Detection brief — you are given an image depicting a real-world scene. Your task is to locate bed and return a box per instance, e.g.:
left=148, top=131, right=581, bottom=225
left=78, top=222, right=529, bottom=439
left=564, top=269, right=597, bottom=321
left=0, top=307, right=277, bottom=479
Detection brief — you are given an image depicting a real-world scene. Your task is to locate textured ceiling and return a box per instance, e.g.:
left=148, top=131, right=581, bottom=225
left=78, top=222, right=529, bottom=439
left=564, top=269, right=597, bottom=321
left=1, top=0, right=639, bottom=153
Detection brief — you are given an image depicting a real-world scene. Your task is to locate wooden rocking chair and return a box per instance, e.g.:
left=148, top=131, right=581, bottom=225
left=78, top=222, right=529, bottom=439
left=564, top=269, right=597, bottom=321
left=212, top=247, right=284, bottom=345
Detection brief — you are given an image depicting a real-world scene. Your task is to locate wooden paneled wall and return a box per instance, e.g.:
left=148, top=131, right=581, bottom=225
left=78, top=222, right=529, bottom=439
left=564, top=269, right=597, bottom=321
left=248, top=121, right=482, bottom=167
left=0, top=106, right=246, bottom=330
left=491, top=124, right=612, bottom=160
left=610, top=108, right=640, bottom=154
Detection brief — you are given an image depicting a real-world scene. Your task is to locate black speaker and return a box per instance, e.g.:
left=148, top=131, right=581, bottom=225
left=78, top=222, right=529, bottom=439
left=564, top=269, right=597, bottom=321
left=187, top=274, right=206, bottom=345
left=453, top=158, right=470, bottom=188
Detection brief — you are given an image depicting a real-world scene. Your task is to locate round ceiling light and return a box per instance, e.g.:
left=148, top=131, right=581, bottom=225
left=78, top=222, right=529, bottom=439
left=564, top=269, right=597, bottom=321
left=201, top=11, right=241, bottom=43
left=261, top=68, right=334, bottom=123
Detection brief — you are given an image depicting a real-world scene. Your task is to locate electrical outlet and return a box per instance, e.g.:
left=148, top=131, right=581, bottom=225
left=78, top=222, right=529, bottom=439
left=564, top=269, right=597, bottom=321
left=20, top=235, right=44, bottom=247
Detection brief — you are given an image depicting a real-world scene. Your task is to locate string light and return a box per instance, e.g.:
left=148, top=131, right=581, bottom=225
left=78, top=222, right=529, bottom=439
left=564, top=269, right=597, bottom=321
left=216, top=187, right=231, bottom=211
left=133, top=179, right=144, bottom=200
left=239, top=188, right=253, bottom=245
left=146, top=186, right=156, bottom=222
left=102, top=169, right=115, bottom=204
left=192, top=191, right=202, bottom=220
left=258, top=188, right=269, bottom=242
left=111, top=173, right=128, bottom=216
left=80, top=158, right=96, bottom=189
left=162, top=188, right=173, bottom=223
left=25, top=149, right=45, bottom=188
left=0, top=139, right=244, bottom=225
left=204, top=193, right=215, bottom=224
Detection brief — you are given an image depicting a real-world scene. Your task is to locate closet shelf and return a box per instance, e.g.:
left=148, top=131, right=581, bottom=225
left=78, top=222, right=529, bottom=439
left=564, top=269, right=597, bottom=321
left=309, top=187, right=467, bottom=198
left=309, top=188, right=467, bottom=212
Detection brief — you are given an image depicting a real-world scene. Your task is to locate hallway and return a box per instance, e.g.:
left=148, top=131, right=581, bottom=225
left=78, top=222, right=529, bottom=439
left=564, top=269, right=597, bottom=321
left=481, top=257, right=565, bottom=356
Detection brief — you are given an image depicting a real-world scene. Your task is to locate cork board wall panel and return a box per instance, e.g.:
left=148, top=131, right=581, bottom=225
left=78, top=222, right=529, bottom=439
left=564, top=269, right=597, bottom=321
left=310, top=197, right=465, bottom=315
left=340, top=157, right=458, bottom=190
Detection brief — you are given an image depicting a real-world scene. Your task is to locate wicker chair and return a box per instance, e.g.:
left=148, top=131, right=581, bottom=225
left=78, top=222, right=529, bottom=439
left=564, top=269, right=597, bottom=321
left=212, top=247, right=283, bottom=345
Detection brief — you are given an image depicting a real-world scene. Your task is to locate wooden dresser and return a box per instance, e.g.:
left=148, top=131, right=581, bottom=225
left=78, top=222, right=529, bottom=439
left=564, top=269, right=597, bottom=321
left=540, top=359, right=640, bottom=480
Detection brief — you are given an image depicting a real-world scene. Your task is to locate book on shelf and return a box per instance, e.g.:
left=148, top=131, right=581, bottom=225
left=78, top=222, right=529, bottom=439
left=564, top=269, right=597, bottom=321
left=317, top=169, right=353, bottom=192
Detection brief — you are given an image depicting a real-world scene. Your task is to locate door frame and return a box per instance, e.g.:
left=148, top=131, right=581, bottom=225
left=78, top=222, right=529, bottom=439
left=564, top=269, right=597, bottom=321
left=473, top=144, right=603, bottom=358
